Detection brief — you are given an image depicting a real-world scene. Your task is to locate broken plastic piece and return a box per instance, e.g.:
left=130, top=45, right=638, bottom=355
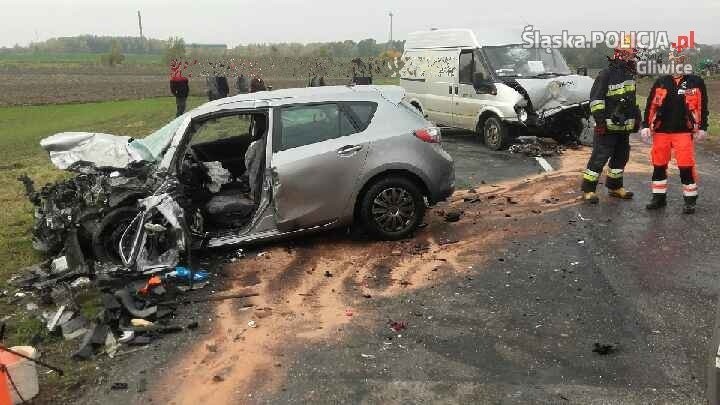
left=118, top=331, right=135, bottom=343
left=130, top=319, right=154, bottom=328
left=114, top=289, right=157, bottom=319
left=166, top=266, right=209, bottom=282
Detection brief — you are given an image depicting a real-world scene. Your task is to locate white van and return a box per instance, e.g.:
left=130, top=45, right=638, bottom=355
left=400, top=29, right=594, bottom=149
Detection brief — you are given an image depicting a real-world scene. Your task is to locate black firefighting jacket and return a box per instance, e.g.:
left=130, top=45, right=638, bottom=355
left=589, top=60, right=641, bottom=134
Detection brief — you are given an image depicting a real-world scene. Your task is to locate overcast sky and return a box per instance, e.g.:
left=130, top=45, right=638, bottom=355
left=2, top=0, right=719, bottom=48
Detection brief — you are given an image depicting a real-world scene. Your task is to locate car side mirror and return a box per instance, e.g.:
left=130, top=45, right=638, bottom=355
left=576, top=66, right=588, bottom=76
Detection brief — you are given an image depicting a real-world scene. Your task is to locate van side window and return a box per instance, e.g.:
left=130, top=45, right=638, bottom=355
left=473, top=50, right=490, bottom=80
left=459, top=50, right=474, bottom=84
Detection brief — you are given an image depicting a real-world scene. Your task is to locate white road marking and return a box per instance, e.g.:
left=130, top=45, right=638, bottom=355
left=535, top=157, right=554, bottom=172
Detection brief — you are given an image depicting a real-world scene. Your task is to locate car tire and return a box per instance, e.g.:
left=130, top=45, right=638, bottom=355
left=91, top=206, right=139, bottom=264
left=483, top=116, right=508, bottom=151
left=359, top=176, right=425, bottom=240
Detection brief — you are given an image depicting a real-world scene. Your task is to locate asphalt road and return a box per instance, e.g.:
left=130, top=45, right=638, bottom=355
left=253, top=137, right=720, bottom=404
left=84, top=135, right=720, bottom=405
left=440, top=129, right=560, bottom=188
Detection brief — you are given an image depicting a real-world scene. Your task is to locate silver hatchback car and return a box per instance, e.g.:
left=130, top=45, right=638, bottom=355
left=30, top=85, right=454, bottom=270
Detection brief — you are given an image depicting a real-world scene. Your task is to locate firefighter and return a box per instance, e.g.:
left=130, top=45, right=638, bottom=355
left=581, top=46, right=641, bottom=203
left=641, top=50, right=709, bottom=214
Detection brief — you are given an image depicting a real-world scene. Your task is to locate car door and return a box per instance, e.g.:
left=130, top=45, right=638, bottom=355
left=422, top=49, right=458, bottom=125
left=453, top=49, right=494, bottom=130
left=270, top=102, right=373, bottom=232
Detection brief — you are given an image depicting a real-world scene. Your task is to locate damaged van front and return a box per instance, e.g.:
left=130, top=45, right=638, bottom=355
left=400, top=29, right=595, bottom=150
left=481, top=45, right=595, bottom=146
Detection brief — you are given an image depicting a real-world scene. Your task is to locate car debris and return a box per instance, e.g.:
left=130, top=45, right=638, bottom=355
left=443, top=211, right=462, bottom=223
left=592, top=342, right=617, bottom=355
left=508, top=137, right=566, bottom=157
left=388, top=320, right=407, bottom=332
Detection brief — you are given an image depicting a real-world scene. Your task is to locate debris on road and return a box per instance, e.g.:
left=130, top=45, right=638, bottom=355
left=508, top=138, right=565, bottom=157
left=388, top=320, right=407, bottom=332
left=592, top=342, right=617, bottom=355
left=443, top=210, right=462, bottom=223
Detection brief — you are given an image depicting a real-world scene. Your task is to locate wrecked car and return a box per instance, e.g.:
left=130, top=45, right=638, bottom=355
left=400, top=28, right=594, bottom=150
left=21, top=85, right=455, bottom=273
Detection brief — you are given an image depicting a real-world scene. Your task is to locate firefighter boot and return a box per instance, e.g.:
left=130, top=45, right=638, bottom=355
left=645, top=194, right=667, bottom=210
left=583, top=192, right=599, bottom=204
left=608, top=187, right=634, bottom=199
left=683, top=195, right=697, bottom=215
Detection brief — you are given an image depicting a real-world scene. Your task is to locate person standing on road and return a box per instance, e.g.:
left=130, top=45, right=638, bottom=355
left=581, top=46, right=641, bottom=203
left=169, top=59, right=190, bottom=117
left=641, top=50, right=709, bottom=214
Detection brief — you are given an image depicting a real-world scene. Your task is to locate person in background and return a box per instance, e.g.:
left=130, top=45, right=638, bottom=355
left=641, top=50, right=710, bottom=214
left=250, top=76, right=267, bottom=93
left=206, top=76, right=220, bottom=101
left=236, top=74, right=250, bottom=94
left=169, top=59, right=190, bottom=117
left=216, top=76, right=229, bottom=99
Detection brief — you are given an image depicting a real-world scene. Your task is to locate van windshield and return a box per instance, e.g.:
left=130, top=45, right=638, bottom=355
left=483, top=45, right=571, bottom=78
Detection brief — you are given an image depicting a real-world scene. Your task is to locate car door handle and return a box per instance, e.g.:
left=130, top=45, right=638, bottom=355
left=337, top=145, right=363, bottom=156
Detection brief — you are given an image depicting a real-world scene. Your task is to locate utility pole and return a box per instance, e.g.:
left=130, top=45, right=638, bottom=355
left=137, top=10, right=143, bottom=38
left=388, top=12, right=394, bottom=47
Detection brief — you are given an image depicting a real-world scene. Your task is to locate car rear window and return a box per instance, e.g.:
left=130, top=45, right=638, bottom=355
left=343, top=102, right=377, bottom=132
left=277, top=102, right=377, bottom=151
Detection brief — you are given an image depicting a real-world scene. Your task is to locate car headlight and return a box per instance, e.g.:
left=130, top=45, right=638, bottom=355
left=516, top=107, right=528, bottom=122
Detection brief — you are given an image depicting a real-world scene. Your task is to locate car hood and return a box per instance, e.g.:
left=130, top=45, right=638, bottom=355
left=513, top=75, right=593, bottom=115
left=40, top=132, right=152, bottom=170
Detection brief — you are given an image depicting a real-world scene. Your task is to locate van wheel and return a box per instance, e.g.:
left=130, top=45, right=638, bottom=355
left=359, top=176, right=425, bottom=240
left=483, top=116, right=508, bottom=150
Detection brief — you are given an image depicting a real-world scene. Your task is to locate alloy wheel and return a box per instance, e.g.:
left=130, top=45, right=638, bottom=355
left=371, top=187, right=416, bottom=234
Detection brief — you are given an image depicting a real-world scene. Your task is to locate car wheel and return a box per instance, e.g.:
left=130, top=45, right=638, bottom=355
left=359, top=176, right=425, bottom=240
left=483, top=116, right=508, bottom=150
left=91, top=206, right=139, bottom=263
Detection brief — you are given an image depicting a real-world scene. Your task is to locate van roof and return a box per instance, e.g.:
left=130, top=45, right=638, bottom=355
left=405, top=29, right=481, bottom=50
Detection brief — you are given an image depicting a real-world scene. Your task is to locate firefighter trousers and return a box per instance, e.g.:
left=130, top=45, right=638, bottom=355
left=582, top=132, right=630, bottom=193
left=650, top=132, right=698, bottom=200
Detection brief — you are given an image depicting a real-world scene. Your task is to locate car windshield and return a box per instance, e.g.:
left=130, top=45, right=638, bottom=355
left=128, top=113, right=188, bottom=161
left=483, top=45, right=571, bottom=78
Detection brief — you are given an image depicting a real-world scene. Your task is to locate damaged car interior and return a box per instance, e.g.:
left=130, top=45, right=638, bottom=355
left=181, top=111, right=268, bottom=233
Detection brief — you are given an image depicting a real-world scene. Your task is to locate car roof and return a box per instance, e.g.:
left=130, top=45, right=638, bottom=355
left=190, top=85, right=404, bottom=117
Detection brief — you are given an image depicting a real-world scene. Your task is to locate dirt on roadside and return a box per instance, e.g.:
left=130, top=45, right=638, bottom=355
left=140, top=151, right=594, bottom=405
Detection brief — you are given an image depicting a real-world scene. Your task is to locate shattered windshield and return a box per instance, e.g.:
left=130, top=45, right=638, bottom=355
left=483, top=45, right=571, bottom=78
left=128, top=113, right=187, bottom=161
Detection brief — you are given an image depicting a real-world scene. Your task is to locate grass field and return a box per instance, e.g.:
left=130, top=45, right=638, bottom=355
left=0, top=52, right=162, bottom=65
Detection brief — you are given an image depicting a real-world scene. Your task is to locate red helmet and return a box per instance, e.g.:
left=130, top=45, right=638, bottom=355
left=613, top=34, right=637, bottom=61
